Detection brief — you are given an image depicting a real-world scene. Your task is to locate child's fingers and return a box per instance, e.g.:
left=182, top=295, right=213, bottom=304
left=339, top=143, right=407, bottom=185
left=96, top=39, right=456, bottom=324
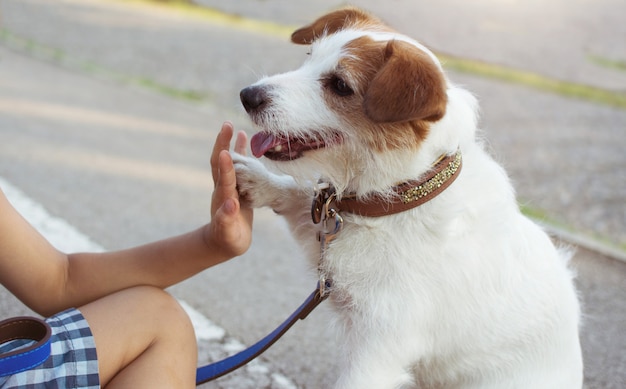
left=234, top=131, right=248, bottom=155
left=211, top=122, right=234, bottom=184
left=217, top=150, right=237, bottom=192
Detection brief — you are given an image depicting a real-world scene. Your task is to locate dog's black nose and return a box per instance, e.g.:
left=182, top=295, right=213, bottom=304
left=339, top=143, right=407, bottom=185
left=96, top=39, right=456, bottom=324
left=240, top=85, right=269, bottom=113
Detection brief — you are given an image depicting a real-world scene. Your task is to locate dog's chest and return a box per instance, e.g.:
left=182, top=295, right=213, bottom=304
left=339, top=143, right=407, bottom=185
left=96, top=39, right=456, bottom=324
left=313, top=216, right=433, bottom=302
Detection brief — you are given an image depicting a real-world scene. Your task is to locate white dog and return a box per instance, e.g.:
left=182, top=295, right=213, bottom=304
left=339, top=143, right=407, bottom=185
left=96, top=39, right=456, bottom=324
left=234, top=7, right=583, bottom=389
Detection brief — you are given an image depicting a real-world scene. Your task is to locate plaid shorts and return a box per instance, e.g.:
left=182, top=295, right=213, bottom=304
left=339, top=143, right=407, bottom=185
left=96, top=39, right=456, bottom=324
left=0, top=308, right=100, bottom=388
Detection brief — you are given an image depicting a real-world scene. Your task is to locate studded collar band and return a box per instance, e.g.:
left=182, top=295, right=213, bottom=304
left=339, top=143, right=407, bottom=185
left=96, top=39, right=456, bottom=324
left=311, top=151, right=462, bottom=222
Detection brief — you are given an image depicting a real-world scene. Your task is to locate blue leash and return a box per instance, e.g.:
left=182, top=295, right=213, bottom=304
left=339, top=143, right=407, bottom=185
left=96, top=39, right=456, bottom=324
left=0, top=317, right=52, bottom=377
left=197, top=182, right=344, bottom=383
left=196, top=282, right=329, bottom=385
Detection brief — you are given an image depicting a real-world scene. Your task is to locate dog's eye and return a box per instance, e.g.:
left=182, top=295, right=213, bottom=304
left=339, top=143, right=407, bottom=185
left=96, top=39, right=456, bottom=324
left=327, top=76, right=354, bottom=97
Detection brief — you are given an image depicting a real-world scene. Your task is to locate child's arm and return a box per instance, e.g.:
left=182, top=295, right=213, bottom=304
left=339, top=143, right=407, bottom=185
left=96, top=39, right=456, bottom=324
left=0, top=122, right=252, bottom=316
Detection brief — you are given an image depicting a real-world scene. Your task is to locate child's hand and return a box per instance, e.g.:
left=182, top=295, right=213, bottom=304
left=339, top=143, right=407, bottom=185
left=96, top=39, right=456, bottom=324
left=206, top=122, right=253, bottom=259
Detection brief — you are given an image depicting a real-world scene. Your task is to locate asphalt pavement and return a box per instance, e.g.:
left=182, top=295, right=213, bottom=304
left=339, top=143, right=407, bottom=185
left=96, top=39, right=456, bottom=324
left=0, top=0, right=624, bottom=388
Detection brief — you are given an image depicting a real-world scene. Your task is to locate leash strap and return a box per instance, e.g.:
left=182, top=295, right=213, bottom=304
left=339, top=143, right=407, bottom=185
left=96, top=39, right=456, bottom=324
left=196, top=282, right=328, bottom=385
left=0, top=317, right=52, bottom=377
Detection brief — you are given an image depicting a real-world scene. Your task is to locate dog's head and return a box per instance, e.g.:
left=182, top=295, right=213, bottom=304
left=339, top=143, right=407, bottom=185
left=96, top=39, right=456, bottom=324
left=241, top=7, right=471, bottom=195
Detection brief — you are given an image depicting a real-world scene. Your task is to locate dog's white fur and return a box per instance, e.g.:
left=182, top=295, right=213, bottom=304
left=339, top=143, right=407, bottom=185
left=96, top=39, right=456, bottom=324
left=234, top=8, right=582, bottom=389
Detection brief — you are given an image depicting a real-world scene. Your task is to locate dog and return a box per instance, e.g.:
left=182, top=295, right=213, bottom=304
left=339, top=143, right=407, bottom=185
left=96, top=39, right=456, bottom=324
left=234, top=7, right=583, bottom=389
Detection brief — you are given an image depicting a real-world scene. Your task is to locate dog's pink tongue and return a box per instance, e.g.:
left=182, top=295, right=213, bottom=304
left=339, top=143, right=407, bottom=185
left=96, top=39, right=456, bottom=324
left=251, top=132, right=280, bottom=158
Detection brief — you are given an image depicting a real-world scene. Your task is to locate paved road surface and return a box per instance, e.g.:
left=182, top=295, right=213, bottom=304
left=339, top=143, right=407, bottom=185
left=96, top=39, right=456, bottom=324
left=0, top=0, right=624, bottom=387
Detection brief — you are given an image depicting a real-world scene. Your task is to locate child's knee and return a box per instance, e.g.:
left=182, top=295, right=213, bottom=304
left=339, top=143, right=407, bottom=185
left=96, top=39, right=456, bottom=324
left=143, top=288, right=197, bottom=362
left=125, top=287, right=195, bottom=342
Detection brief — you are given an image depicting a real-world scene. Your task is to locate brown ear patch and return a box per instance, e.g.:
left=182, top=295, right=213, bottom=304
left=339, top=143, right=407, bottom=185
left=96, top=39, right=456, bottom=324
left=291, top=7, right=381, bottom=45
left=363, top=40, right=447, bottom=124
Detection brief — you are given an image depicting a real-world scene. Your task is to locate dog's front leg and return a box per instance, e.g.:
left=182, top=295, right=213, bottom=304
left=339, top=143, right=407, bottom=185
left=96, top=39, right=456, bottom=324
left=334, top=348, right=416, bottom=389
left=233, top=154, right=317, bottom=244
left=232, top=154, right=304, bottom=210
left=329, top=313, right=421, bottom=389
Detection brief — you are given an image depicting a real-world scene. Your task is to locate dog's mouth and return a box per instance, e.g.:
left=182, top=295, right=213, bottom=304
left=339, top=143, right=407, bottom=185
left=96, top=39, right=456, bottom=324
left=250, top=132, right=342, bottom=161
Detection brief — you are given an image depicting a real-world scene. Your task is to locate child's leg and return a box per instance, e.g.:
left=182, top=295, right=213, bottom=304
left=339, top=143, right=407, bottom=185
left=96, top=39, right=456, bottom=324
left=79, top=286, right=197, bottom=388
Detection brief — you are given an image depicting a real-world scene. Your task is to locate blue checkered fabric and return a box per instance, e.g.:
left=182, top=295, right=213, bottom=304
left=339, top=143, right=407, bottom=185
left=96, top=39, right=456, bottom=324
left=0, top=308, right=99, bottom=388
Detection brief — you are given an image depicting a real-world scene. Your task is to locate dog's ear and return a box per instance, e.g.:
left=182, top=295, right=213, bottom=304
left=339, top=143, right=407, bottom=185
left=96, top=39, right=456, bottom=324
left=364, top=40, right=447, bottom=123
left=291, top=7, right=377, bottom=45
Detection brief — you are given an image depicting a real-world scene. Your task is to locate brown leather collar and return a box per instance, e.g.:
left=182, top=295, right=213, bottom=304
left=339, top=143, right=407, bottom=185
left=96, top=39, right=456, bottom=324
left=311, top=151, right=462, bottom=222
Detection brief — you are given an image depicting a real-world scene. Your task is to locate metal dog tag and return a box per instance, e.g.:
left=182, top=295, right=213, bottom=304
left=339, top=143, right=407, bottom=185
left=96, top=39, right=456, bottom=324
left=317, top=196, right=343, bottom=297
